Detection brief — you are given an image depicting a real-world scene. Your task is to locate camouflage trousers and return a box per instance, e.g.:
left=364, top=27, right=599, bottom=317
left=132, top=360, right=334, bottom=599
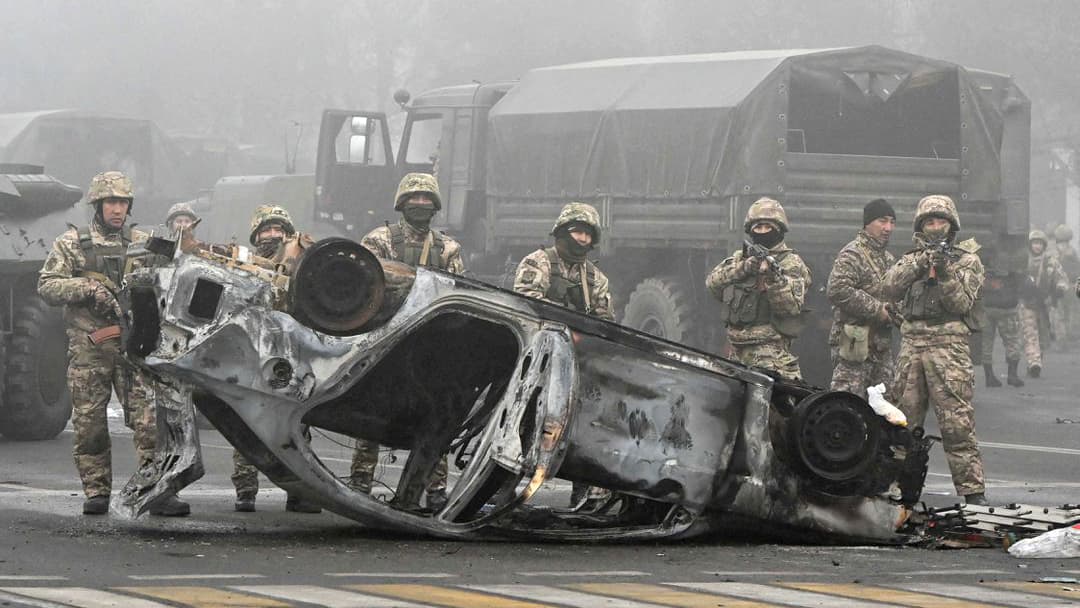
left=68, top=337, right=156, bottom=499
left=729, top=336, right=801, bottom=381
left=350, top=439, right=448, bottom=493
left=1052, top=294, right=1078, bottom=345
left=829, top=346, right=894, bottom=398
left=891, top=336, right=984, bottom=495
left=979, top=306, right=1022, bottom=364
left=231, top=426, right=314, bottom=498
left=231, top=450, right=259, bottom=499
left=1019, top=303, right=1050, bottom=369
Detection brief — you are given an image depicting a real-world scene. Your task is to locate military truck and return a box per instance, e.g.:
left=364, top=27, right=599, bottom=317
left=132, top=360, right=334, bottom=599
left=314, top=46, right=1031, bottom=384
left=0, top=164, right=83, bottom=439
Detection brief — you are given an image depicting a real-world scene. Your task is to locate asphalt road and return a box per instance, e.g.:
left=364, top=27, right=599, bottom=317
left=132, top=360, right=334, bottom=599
left=0, top=350, right=1079, bottom=607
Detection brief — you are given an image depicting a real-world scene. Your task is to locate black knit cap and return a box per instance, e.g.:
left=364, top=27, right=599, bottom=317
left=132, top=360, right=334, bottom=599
left=863, top=198, right=896, bottom=226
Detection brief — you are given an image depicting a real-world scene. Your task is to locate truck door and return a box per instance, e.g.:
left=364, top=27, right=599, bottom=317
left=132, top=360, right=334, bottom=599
left=315, top=110, right=396, bottom=238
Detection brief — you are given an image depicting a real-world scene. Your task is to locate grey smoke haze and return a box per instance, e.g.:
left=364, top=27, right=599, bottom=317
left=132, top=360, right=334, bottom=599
left=2, top=0, right=1078, bottom=176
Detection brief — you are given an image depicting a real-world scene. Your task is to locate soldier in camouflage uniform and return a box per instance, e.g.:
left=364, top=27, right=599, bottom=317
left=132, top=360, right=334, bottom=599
left=826, top=198, right=898, bottom=398
left=232, top=204, right=322, bottom=514
left=38, top=171, right=190, bottom=516
left=349, top=173, right=464, bottom=510
left=514, top=202, right=614, bottom=508
left=883, top=195, right=987, bottom=505
left=706, top=198, right=812, bottom=381
left=1051, top=224, right=1080, bottom=346
left=165, top=202, right=198, bottom=233
left=1019, top=229, right=1068, bottom=377
left=976, top=245, right=1025, bottom=387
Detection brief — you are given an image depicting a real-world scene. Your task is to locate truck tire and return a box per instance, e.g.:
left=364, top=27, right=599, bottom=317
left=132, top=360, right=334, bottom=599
left=622, top=276, right=699, bottom=346
left=0, top=297, right=72, bottom=440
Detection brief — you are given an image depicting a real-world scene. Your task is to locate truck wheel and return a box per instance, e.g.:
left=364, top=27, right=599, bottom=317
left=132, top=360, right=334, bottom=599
left=622, top=276, right=698, bottom=346
left=0, top=297, right=72, bottom=440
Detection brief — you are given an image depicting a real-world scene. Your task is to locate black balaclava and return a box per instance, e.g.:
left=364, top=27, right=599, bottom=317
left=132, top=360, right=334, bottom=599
left=749, top=223, right=784, bottom=249
left=918, top=217, right=953, bottom=242
left=402, top=204, right=436, bottom=232
left=254, top=222, right=288, bottom=258
left=554, top=224, right=592, bottom=263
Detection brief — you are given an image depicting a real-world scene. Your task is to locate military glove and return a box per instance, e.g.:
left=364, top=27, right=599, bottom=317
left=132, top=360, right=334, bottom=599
left=740, top=257, right=760, bottom=277
left=931, top=254, right=949, bottom=279
left=89, top=283, right=121, bottom=319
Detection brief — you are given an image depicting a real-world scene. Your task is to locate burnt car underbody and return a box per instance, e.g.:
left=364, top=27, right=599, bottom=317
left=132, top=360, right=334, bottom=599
left=120, top=236, right=930, bottom=542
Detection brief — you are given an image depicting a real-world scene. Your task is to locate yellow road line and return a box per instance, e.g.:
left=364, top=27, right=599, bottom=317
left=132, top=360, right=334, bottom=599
left=572, top=582, right=777, bottom=607
left=991, top=581, right=1080, bottom=599
left=349, top=584, right=555, bottom=607
left=116, top=585, right=291, bottom=607
left=781, top=582, right=995, bottom=607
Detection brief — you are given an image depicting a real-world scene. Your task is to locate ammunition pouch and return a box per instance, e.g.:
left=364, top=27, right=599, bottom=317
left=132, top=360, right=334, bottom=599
left=717, top=278, right=770, bottom=328
left=902, top=278, right=947, bottom=322
left=838, top=323, right=870, bottom=362
left=389, top=223, right=446, bottom=269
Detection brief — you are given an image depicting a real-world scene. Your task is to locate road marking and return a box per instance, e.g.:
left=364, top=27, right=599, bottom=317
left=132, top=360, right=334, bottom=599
left=572, top=583, right=774, bottom=607
left=671, top=582, right=893, bottom=607
left=0, top=576, right=69, bottom=581
left=514, top=571, right=650, bottom=577
left=0, top=588, right=71, bottom=608
left=116, top=585, right=290, bottom=607
left=894, top=582, right=1079, bottom=607
left=234, top=584, right=433, bottom=607
left=892, top=569, right=1006, bottom=576
left=349, top=584, right=553, bottom=607
left=2, top=587, right=172, bottom=607
left=991, top=582, right=1080, bottom=599
left=979, top=441, right=1080, bottom=456
left=472, top=584, right=670, bottom=607
left=127, top=574, right=266, bottom=581
left=700, top=570, right=836, bottom=577
left=325, top=572, right=456, bottom=578
left=781, top=582, right=993, bottom=607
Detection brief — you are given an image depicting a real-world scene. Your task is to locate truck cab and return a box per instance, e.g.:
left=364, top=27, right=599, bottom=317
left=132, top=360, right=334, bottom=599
left=313, top=82, right=513, bottom=242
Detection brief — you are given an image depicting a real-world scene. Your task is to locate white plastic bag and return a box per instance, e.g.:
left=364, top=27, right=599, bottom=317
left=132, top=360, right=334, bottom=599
left=1008, top=524, right=1080, bottom=558
left=866, top=383, right=907, bottom=427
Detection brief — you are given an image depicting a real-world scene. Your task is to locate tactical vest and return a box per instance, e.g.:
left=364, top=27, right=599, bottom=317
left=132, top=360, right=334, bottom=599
left=982, top=272, right=1020, bottom=309
left=716, top=250, right=807, bottom=337
left=543, top=247, right=599, bottom=315
left=388, top=223, right=447, bottom=269
left=76, top=225, right=133, bottom=288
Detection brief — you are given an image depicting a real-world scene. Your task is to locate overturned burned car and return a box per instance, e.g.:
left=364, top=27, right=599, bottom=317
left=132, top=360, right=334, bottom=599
left=121, top=235, right=930, bottom=542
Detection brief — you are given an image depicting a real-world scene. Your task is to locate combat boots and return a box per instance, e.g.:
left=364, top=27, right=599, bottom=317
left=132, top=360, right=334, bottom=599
left=964, top=492, right=989, bottom=506
left=234, top=493, right=256, bottom=512
left=1028, top=363, right=1042, bottom=378
left=1006, top=359, right=1025, bottom=387
left=82, top=495, right=109, bottom=515
left=982, top=364, right=1002, bottom=387
left=149, top=494, right=191, bottom=517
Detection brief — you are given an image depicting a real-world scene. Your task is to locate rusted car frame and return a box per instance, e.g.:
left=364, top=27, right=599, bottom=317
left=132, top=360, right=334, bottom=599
left=121, top=237, right=929, bottom=542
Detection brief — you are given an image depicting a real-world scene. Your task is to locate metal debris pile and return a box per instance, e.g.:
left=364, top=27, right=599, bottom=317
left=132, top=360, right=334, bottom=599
left=922, top=503, right=1080, bottom=548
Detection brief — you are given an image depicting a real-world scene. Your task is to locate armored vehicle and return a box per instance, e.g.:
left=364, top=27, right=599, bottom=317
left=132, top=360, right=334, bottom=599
left=0, top=164, right=83, bottom=439
left=315, top=46, right=1031, bottom=383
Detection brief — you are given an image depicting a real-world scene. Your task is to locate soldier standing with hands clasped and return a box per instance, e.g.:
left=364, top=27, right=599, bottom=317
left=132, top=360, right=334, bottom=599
left=826, top=198, right=897, bottom=398
left=883, top=195, right=988, bottom=506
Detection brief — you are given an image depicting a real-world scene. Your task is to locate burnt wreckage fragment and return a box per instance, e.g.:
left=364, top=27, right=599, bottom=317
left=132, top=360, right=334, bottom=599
left=121, top=235, right=930, bottom=541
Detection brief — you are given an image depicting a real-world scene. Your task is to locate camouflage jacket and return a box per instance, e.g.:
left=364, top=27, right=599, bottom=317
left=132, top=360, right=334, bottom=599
left=1052, top=245, right=1080, bottom=279
left=705, top=242, right=811, bottom=344
left=882, top=238, right=984, bottom=339
left=38, top=220, right=149, bottom=335
left=361, top=220, right=465, bottom=274
left=826, top=231, right=895, bottom=351
left=1027, top=252, right=1068, bottom=304
left=513, top=247, right=614, bottom=321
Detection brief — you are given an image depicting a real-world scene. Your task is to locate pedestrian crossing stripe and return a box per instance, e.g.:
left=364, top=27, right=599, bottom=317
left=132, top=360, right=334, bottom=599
left=4, top=581, right=1080, bottom=607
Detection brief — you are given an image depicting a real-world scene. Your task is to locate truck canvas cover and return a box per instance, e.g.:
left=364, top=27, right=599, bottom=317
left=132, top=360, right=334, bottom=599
left=488, top=46, right=1005, bottom=204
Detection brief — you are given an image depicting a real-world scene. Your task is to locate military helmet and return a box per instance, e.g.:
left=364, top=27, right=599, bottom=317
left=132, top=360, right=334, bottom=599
left=1029, top=229, right=1048, bottom=245
left=86, top=171, right=134, bottom=205
left=1054, top=224, right=1073, bottom=242
left=166, top=202, right=197, bottom=225
left=743, top=197, right=788, bottom=233
left=551, top=202, right=602, bottom=244
left=913, top=194, right=960, bottom=233
left=394, top=172, right=442, bottom=211
left=248, top=204, right=296, bottom=245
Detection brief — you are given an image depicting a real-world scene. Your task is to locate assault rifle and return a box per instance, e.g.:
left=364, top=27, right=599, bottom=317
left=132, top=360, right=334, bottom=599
left=743, top=240, right=782, bottom=278
left=925, top=239, right=960, bottom=282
